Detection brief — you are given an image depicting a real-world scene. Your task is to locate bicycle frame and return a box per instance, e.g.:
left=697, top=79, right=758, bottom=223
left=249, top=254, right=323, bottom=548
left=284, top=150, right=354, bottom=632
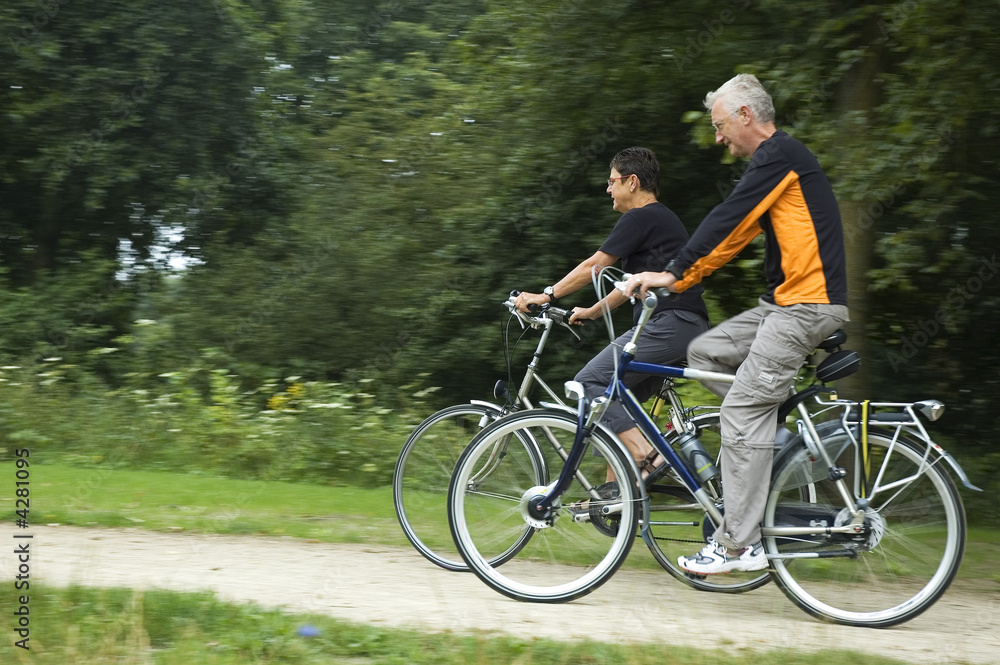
left=534, top=294, right=730, bottom=532
left=505, top=303, right=568, bottom=409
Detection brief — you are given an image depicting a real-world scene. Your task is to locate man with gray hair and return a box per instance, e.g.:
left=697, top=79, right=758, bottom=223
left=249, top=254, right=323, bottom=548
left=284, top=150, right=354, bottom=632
left=624, top=73, right=849, bottom=575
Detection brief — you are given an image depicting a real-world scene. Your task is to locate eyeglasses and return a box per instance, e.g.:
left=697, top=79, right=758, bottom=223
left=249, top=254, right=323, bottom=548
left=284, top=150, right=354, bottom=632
left=607, top=174, right=633, bottom=187
left=711, top=110, right=740, bottom=133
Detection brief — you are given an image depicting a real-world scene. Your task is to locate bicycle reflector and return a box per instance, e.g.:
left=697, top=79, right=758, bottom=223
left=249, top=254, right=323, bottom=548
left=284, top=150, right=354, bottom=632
left=915, top=399, right=945, bottom=421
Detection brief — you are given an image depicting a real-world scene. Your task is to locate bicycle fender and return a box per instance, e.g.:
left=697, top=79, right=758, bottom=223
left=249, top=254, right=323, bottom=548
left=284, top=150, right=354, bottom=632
left=932, top=444, right=983, bottom=492
left=774, top=423, right=982, bottom=492
left=468, top=399, right=504, bottom=413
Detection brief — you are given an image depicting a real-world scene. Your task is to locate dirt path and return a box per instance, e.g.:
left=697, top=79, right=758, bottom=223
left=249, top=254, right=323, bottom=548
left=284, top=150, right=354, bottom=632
left=19, top=526, right=1000, bottom=664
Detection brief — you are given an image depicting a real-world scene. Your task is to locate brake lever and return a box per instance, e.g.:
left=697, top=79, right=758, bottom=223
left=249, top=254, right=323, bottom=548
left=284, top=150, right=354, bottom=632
left=503, top=297, right=528, bottom=330
left=560, top=319, right=583, bottom=343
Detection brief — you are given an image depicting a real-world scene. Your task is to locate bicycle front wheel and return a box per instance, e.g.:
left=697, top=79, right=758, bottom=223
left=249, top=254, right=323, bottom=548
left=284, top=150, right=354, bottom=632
left=765, top=422, right=966, bottom=627
left=394, top=403, right=540, bottom=571
left=448, top=409, right=639, bottom=603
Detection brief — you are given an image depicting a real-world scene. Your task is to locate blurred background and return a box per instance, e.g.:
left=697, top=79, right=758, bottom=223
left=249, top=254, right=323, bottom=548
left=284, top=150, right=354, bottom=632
left=1, top=0, right=998, bottom=522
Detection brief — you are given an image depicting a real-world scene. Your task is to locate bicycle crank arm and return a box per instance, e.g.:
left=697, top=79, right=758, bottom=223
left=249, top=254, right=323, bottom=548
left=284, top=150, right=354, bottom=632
left=762, top=524, right=865, bottom=538
left=600, top=502, right=623, bottom=516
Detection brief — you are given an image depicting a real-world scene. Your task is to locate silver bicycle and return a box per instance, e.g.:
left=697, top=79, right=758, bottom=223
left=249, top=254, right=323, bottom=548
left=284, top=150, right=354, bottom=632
left=392, top=294, right=579, bottom=571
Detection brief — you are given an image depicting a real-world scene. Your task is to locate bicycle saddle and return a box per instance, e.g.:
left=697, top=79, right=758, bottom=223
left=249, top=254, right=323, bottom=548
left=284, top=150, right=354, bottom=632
left=817, top=329, right=847, bottom=351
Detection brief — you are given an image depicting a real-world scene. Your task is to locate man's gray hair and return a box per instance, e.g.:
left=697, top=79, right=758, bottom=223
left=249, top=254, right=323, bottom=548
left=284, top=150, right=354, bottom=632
left=704, top=73, right=775, bottom=124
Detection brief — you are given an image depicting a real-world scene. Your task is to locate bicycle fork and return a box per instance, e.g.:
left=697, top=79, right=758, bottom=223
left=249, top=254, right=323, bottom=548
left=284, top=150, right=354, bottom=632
left=526, top=387, right=607, bottom=523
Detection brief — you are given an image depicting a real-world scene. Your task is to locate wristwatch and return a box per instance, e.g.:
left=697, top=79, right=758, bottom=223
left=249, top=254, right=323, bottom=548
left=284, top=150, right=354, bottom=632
left=543, top=286, right=558, bottom=304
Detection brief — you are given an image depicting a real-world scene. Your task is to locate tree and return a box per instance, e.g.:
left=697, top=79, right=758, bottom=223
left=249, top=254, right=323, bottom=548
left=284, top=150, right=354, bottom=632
left=0, top=0, right=290, bottom=362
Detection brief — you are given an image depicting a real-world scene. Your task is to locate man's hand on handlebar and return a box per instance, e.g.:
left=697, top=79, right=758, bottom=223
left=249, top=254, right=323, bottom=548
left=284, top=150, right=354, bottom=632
left=622, top=271, right=678, bottom=299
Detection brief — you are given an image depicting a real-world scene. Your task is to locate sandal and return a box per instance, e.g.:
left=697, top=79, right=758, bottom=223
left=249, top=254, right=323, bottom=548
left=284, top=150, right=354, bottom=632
left=638, top=449, right=668, bottom=482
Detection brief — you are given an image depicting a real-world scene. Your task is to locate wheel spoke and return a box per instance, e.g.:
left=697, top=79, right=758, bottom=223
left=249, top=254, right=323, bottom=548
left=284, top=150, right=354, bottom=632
left=765, top=424, right=965, bottom=627
left=449, top=409, right=639, bottom=603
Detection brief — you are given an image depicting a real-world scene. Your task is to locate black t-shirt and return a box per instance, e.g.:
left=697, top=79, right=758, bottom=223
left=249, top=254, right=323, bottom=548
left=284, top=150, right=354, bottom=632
left=599, top=202, right=708, bottom=323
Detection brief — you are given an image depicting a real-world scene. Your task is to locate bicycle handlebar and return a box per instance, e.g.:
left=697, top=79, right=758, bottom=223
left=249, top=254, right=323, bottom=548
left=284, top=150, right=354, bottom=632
left=505, top=291, right=584, bottom=335
left=613, top=274, right=675, bottom=305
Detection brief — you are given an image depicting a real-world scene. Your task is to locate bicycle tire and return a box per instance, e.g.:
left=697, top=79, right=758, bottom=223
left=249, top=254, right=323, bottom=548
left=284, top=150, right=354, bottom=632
left=393, top=403, right=543, bottom=571
left=765, top=421, right=966, bottom=627
left=642, top=411, right=772, bottom=593
left=448, top=408, right=639, bottom=603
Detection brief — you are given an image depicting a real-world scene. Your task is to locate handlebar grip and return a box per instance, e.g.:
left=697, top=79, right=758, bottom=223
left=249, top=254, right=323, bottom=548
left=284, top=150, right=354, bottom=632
left=547, top=306, right=590, bottom=327
left=506, top=293, right=587, bottom=327
left=546, top=306, right=570, bottom=324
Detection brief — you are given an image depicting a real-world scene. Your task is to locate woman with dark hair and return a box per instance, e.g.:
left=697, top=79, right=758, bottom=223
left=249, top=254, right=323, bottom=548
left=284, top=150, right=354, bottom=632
left=516, top=146, right=709, bottom=478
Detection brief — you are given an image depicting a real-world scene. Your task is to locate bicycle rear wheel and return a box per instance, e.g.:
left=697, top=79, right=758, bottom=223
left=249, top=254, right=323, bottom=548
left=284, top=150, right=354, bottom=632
left=394, top=403, right=541, bottom=571
left=765, top=422, right=966, bottom=627
left=448, top=409, right=639, bottom=603
left=642, top=411, right=772, bottom=593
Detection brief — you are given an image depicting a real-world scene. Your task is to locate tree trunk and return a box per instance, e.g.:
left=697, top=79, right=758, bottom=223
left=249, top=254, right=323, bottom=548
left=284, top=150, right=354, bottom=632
left=834, top=19, right=883, bottom=400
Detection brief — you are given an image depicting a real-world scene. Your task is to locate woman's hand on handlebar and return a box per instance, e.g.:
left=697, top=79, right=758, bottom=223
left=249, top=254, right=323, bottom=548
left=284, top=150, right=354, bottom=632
left=568, top=306, right=599, bottom=325
left=514, top=291, right=550, bottom=313
left=622, top=271, right=677, bottom=298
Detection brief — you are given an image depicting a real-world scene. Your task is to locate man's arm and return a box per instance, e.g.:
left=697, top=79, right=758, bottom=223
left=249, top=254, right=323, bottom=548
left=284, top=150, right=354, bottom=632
left=669, top=146, right=795, bottom=291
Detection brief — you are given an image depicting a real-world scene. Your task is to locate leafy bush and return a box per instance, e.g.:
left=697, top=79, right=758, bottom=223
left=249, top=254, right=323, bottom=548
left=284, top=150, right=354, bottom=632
left=0, top=355, right=436, bottom=487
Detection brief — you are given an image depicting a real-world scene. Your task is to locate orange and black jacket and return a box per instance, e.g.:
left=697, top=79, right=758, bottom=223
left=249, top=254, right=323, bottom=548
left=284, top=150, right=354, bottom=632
left=666, top=130, right=848, bottom=307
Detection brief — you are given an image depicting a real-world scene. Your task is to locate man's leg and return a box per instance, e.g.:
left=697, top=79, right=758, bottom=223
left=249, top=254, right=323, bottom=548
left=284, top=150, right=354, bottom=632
left=714, top=302, right=848, bottom=551
left=686, top=306, right=765, bottom=398
left=680, top=302, right=848, bottom=574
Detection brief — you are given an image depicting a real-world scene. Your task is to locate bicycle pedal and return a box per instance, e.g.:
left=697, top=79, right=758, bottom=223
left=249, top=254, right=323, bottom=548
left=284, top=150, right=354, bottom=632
left=563, top=504, right=593, bottom=523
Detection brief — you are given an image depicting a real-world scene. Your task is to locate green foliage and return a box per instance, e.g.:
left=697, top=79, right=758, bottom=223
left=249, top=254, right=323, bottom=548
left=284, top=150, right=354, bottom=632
left=1, top=0, right=999, bottom=523
left=0, top=355, right=435, bottom=486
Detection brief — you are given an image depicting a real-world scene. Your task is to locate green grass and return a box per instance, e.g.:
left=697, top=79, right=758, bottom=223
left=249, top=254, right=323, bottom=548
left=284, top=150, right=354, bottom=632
left=13, top=463, right=409, bottom=547
left=0, top=585, right=918, bottom=665
left=963, top=526, right=1000, bottom=583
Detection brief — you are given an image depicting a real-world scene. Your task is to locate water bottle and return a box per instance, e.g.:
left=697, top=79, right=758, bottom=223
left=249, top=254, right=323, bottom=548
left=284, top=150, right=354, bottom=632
left=676, top=432, right=720, bottom=482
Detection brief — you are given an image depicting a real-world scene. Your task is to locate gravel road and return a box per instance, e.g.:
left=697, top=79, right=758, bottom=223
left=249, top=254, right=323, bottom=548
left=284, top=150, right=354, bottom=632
left=20, top=525, right=1000, bottom=664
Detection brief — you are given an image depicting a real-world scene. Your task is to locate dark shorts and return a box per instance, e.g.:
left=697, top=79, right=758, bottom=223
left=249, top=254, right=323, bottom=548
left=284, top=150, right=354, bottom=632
left=574, top=308, right=709, bottom=433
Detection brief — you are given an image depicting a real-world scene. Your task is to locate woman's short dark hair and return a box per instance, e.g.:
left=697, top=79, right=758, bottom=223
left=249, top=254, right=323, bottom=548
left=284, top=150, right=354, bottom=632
left=610, top=147, right=660, bottom=197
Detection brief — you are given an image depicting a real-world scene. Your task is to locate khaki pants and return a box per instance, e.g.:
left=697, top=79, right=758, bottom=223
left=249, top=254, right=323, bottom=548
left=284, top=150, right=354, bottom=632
left=688, top=299, right=849, bottom=550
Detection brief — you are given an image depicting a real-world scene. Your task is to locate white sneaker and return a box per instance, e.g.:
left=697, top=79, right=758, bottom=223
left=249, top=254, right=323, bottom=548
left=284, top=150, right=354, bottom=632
left=678, top=538, right=768, bottom=575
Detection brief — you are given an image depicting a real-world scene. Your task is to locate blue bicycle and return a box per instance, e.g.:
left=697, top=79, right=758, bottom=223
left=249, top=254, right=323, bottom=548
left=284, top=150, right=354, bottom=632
left=447, top=279, right=979, bottom=627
